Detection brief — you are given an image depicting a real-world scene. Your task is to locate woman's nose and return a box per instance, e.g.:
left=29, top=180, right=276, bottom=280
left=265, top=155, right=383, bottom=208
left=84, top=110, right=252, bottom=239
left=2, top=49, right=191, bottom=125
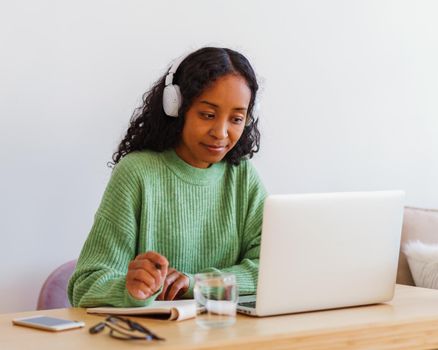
left=209, top=121, right=228, bottom=139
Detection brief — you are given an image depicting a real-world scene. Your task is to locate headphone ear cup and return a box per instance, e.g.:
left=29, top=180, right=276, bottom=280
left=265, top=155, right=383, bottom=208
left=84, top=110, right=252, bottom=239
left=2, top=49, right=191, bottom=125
left=163, top=84, right=182, bottom=117
left=246, top=99, right=260, bottom=126
left=245, top=116, right=253, bottom=127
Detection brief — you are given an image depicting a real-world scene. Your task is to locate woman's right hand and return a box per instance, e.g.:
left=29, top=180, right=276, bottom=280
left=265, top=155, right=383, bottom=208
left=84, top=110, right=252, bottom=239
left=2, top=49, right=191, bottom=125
left=126, top=251, right=169, bottom=300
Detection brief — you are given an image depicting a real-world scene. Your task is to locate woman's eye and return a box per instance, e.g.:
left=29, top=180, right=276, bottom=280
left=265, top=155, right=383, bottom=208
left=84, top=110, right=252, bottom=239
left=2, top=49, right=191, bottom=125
left=232, top=117, right=244, bottom=124
left=200, top=112, right=215, bottom=119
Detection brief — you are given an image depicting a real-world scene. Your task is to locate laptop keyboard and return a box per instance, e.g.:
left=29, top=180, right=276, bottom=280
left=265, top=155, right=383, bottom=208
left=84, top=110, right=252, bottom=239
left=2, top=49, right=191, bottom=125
left=238, top=301, right=256, bottom=308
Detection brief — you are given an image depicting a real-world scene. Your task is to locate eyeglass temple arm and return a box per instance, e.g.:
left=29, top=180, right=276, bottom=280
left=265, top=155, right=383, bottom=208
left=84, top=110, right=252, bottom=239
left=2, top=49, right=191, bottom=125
left=128, top=320, right=165, bottom=341
left=89, top=322, right=106, bottom=334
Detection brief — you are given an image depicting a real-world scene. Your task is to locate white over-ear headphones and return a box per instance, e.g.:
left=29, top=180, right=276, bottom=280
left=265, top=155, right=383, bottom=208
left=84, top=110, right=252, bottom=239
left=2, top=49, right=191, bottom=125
left=162, top=52, right=260, bottom=126
left=162, top=55, right=188, bottom=117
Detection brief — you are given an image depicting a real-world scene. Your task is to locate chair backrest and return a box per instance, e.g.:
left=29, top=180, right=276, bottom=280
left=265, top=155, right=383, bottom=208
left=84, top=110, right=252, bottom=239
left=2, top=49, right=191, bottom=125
left=36, top=260, right=77, bottom=310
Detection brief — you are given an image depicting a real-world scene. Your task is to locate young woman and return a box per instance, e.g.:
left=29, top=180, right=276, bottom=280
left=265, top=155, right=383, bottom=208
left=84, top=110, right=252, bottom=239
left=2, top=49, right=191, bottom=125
left=68, top=47, right=267, bottom=307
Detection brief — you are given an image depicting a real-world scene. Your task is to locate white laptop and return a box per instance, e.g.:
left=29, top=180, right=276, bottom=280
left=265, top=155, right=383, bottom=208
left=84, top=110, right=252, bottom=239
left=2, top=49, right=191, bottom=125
left=237, top=190, right=405, bottom=317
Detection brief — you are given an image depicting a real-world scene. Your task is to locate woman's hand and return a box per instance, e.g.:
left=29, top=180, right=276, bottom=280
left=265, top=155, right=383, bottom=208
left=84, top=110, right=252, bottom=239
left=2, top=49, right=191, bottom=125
left=126, top=251, right=169, bottom=300
left=156, top=268, right=189, bottom=300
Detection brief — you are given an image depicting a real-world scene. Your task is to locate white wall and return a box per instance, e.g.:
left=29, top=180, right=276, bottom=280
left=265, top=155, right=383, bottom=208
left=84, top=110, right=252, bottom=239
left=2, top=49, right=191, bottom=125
left=1, top=0, right=437, bottom=313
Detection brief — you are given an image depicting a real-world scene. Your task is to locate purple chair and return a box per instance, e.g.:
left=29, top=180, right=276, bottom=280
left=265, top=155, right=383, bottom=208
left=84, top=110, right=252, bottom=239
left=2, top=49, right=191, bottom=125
left=36, top=260, right=77, bottom=310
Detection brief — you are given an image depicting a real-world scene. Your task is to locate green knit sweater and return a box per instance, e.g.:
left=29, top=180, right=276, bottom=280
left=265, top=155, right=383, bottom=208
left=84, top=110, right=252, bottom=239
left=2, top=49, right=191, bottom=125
left=68, top=149, right=266, bottom=307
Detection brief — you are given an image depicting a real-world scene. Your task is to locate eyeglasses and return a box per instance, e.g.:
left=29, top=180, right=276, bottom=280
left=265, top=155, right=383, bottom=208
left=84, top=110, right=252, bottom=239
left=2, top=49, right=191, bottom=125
left=89, top=315, right=165, bottom=341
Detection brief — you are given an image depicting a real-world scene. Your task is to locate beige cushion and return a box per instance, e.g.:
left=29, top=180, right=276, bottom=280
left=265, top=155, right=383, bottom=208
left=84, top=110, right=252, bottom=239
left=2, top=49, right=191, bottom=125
left=397, top=207, right=438, bottom=286
left=403, top=241, right=438, bottom=288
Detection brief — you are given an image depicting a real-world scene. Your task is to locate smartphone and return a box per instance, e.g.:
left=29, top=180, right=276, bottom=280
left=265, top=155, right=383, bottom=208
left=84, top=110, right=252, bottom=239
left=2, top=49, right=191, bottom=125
left=12, top=315, right=85, bottom=331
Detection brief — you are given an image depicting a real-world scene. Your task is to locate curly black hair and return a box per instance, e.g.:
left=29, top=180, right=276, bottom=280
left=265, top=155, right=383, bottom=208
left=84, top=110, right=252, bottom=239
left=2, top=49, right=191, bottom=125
left=109, top=47, right=260, bottom=167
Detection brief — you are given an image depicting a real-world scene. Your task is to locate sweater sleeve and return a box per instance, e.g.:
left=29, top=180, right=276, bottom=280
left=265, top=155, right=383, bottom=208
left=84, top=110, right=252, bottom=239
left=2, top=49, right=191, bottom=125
left=68, top=156, right=158, bottom=307
left=183, top=163, right=267, bottom=297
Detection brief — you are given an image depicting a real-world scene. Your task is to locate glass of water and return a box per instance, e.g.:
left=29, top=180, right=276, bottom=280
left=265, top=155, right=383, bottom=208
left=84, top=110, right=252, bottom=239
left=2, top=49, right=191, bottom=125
left=194, top=272, right=238, bottom=329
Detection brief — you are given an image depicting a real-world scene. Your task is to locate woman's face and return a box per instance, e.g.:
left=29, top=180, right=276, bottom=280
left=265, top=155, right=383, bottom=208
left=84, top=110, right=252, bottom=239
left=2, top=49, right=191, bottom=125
left=175, top=74, right=251, bottom=168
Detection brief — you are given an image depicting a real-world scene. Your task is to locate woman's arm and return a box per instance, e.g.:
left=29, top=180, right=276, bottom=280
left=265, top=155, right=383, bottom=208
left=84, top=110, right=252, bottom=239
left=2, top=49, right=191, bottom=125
left=68, top=156, right=163, bottom=307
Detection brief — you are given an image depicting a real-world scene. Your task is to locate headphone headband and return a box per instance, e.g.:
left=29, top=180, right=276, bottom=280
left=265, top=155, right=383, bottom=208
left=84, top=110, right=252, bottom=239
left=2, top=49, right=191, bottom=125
left=162, top=51, right=258, bottom=125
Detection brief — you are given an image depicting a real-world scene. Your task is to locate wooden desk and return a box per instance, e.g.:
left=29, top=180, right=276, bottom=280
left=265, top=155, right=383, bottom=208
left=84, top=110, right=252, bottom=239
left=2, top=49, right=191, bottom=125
left=2, top=285, right=438, bottom=350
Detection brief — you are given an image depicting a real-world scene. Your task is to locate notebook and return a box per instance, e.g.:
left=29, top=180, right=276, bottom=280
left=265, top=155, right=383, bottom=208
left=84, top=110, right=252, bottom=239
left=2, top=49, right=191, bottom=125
left=237, top=190, right=405, bottom=317
left=87, top=299, right=196, bottom=321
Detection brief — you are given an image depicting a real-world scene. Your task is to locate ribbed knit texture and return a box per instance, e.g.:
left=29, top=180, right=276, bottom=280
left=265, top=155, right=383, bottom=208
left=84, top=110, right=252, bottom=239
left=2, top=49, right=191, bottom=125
left=68, top=149, right=266, bottom=307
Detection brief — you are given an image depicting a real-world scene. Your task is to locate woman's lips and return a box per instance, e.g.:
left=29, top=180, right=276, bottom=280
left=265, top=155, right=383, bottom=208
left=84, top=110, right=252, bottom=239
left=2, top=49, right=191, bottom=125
left=202, top=143, right=227, bottom=153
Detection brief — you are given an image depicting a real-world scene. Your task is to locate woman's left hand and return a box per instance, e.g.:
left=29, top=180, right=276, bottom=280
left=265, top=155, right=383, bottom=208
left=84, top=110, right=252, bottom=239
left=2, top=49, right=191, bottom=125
left=156, top=268, right=189, bottom=300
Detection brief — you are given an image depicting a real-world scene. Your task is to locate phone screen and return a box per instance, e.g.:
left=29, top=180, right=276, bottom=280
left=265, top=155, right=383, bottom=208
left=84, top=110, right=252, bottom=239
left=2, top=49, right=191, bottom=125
left=22, top=316, right=77, bottom=326
left=13, top=316, right=84, bottom=331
